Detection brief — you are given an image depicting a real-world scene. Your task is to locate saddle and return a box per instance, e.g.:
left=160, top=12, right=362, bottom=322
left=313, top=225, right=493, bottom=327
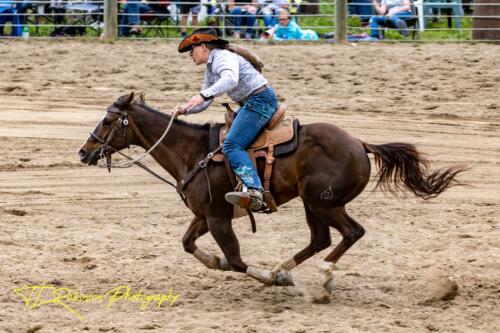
left=213, top=103, right=299, bottom=214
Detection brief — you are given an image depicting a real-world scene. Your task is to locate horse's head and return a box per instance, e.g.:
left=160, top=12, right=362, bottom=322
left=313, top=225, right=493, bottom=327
left=78, top=92, right=136, bottom=165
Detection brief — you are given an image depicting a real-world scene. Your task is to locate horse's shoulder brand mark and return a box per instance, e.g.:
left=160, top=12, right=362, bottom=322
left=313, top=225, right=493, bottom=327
left=321, top=185, right=334, bottom=200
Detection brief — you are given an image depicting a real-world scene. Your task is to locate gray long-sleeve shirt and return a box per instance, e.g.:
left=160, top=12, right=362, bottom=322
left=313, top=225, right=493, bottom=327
left=187, top=48, right=268, bottom=114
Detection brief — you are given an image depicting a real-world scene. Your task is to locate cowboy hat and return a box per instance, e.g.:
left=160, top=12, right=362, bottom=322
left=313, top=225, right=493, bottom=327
left=178, top=28, right=229, bottom=53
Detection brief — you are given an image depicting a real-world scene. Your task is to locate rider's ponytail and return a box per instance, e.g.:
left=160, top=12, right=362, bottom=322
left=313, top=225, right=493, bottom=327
left=205, top=43, right=264, bottom=73
left=224, top=44, right=264, bottom=73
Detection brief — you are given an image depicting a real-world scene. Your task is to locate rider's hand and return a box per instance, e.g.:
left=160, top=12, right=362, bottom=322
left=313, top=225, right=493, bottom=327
left=179, top=95, right=204, bottom=114
left=173, top=105, right=185, bottom=117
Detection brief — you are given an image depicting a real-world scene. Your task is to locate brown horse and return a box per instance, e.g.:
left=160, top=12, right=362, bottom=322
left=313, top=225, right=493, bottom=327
left=78, top=93, right=464, bottom=292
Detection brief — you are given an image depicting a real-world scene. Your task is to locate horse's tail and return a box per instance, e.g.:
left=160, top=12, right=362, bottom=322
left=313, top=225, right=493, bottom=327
left=362, top=142, right=466, bottom=200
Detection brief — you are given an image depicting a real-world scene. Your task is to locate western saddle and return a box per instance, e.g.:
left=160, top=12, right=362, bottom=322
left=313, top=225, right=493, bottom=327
left=215, top=103, right=295, bottom=213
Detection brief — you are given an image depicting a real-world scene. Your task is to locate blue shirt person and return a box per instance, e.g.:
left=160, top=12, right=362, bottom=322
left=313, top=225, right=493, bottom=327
left=0, top=0, right=22, bottom=36
left=263, top=9, right=319, bottom=41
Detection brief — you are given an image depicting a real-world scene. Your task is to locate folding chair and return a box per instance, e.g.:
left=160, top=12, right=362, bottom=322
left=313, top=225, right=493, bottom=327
left=140, top=2, right=174, bottom=38
left=423, top=0, right=464, bottom=29
left=206, top=0, right=236, bottom=38
left=65, top=1, right=103, bottom=35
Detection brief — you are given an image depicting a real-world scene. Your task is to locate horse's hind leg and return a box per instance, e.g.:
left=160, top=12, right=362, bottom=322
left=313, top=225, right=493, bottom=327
left=272, top=205, right=332, bottom=284
left=311, top=206, right=365, bottom=293
left=182, top=216, right=225, bottom=270
left=321, top=207, right=365, bottom=263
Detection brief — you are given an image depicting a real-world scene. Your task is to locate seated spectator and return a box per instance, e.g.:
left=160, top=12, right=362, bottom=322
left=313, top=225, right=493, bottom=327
left=368, top=0, right=412, bottom=39
left=261, top=9, right=318, bottom=40
left=49, top=3, right=80, bottom=37
left=228, top=0, right=258, bottom=39
left=15, top=0, right=34, bottom=25
left=348, top=0, right=373, bottom=26
left=0, top=0, right=21, bottom=36
left=259, top=0, right=289, bottom=29
left=178, top=0, right=200, bottom=38
left=119, top=0, right=154, bottom=36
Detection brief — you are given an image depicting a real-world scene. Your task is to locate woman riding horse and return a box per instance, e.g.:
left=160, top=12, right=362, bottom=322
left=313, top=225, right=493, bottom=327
left=176, top=28, right=278, bottom=211
left=79, top=92, right=465, bottom=291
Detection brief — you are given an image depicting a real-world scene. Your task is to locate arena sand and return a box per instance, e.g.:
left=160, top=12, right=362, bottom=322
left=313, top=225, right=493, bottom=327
left=0, top=40, right=499, bottom=332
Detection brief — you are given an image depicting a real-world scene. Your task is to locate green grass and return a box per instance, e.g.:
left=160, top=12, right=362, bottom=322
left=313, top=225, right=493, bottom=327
left=419, top=16, right=472, bottom=40
left=298, top=0, right=473, bottom=41
left=2, top=2, right=474, bottom=41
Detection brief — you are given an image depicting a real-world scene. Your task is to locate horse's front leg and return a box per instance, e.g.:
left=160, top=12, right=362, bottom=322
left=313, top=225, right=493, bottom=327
left=182, top=216, right=227, bottom=270
left=207, top=217, right=280, bottom=285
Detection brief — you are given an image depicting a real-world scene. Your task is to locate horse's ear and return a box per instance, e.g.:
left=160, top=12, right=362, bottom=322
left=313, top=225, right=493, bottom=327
left=137, top=92, right=146, bottom=105
left=116, top=92, right=135, bottom=110
left=125, top=92, right=135, bottom=105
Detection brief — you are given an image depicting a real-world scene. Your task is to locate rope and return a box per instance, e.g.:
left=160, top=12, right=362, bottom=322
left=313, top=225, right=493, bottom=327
left=99, top=108, right=179, bottom=169
left=115, top=149, right=177, bottom=188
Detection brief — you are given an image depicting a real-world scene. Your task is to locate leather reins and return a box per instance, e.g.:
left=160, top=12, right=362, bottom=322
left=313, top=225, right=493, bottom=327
left=89, top=107, right=177, bottom=189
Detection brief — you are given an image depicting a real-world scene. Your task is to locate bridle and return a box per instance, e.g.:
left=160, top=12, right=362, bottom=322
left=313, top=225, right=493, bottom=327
left=89, top=106, right=130, bottom=171
left=89, top=104, right=178, bottom=188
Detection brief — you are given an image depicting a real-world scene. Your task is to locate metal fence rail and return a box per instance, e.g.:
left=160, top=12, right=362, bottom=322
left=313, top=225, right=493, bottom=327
left=1, top=0, right=499, bottom=41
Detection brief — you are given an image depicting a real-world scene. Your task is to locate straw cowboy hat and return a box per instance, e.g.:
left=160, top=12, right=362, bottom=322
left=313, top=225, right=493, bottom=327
left=178, top=28, right=229, bottom=53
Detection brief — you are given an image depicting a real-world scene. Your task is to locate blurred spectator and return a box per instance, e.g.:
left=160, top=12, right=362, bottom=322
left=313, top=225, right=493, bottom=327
left=120, top=0, right=154, bottom=36
left=228, top=0, right=258, bottom=39
left=0, top=0, right=21, bottom=36
left=50, top=1, right=80, bottom=37
left=348, top=0, right=373, bottom=26
left=287, top=0, right=301, bottom=16
left=258, top=0, right=289, bottom=29
left=369, top=0, right=411, bottom=39
left=178, top=0, right=200, bottom=38
left=15, top=1, right=34, bottom=25
left=261, top=9, right=318, bottom=40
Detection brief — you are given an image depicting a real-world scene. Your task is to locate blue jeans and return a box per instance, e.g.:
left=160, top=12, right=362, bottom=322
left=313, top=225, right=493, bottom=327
left=369, top=11, right=412, bottom=38
left=348, top=0, right=373, bottom=23
left=261, top=7, right=280, bottom=29
left=120, top=2, right=152, bottom=36
left=223, top=87, right=278, bottom=191
left=370, top=11, right=413, bottom=38
left=262, top=13, right=275, bottom=29
left=231, top=7, right=257, bottom=36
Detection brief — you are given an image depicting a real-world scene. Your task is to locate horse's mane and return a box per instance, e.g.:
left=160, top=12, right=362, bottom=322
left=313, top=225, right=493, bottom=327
left=123, top=92, right=212, bottom=132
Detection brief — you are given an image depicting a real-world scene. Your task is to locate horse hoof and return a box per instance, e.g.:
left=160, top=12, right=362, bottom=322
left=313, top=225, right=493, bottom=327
left=275, top=271, right=294, bottom=286
left=218, top=257, right=231, bottom=271
left=323, top=277, right=335, bottom=294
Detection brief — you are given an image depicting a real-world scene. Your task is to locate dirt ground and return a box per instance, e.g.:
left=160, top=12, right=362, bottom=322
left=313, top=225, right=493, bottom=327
left=0, top=40, right=499, bottom=333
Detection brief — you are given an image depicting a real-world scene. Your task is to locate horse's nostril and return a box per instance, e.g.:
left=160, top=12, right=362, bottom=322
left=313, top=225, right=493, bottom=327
left=78, top=148, right=87, bottom=160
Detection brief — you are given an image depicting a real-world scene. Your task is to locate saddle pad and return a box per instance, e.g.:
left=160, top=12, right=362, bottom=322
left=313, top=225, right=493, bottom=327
left=274, top=119, right=299, bottom=156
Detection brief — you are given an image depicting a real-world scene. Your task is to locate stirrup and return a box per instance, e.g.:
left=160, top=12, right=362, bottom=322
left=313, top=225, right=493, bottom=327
left=225, top=189, right=263, bottom=210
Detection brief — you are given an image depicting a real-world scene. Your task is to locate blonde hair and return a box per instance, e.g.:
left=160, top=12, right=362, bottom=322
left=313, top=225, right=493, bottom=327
left=278, top=9, right=291, bottom=21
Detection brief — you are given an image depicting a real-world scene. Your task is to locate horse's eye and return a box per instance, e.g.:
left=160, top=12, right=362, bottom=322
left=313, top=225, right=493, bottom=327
left=102, top=118, right=111, bottom=126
